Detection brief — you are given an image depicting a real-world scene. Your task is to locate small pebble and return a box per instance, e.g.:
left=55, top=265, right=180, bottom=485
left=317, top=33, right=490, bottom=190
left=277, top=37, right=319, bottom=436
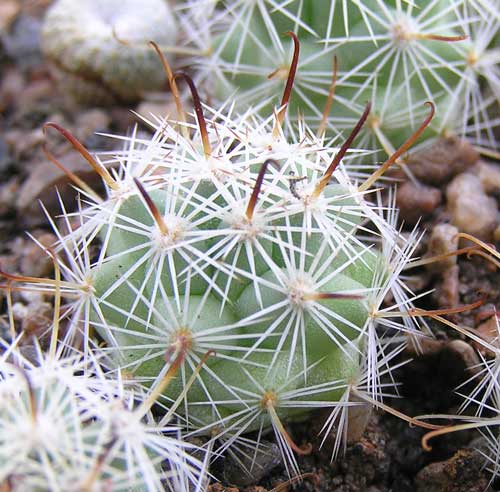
left=4, top=127, right=45, bottom=161
left=406, top=336, right=445, bottom=356
left=20, top=301, right=52, bottom=338
left=477, top=160, right=500, bottom=194
left=475, top=314, right=500, bottom=356
left=19, top=232, right=56, bottom=278
left=446, top=173, right=498, bottom=241
left=415, top=448, right=491, bottom=492
left=13, top=78, right=56, bottom=123
left=74, top=108, right=111, bottom=147
left=407, top=136, right=478, bottom=186
left=75, top=109, right=111, bottom=136
left=434, top=264, right=459, bottom=310
left=1, top=14, right=43, bottom=71
left=396, top=181, right=442, bottom=225
left=19, top=289, right=45, bottom=305
left=447, top=340, right=480, bottom=373
left=425, top=223, right=459, bottom=273
left=11, top=301, right=28, bottom=321
left=16, top=147, right=107, bottom=224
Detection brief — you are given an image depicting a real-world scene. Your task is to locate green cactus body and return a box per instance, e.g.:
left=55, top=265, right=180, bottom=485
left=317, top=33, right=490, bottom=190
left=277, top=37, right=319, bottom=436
left=235, top=268, right=367, bottom=353
left=87, top=126, right=398, bottom=450
left=99, top=189, right=213, bottom=297
left=204, top=0, right=474, bottom=150
left=183, top=343, right=360, bottom=435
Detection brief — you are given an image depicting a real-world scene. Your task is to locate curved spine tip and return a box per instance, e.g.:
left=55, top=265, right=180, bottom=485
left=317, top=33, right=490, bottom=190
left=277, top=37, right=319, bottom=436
left=43, top=122, right=118, bottom=191
left=359, top=101, right=435, bottom=192
left=313, top=101, right=371, bottom=198
left=173, top=71, right=211, bottom=158
left=150, top=41, right=189, bottom=139
left=273, top=31, right=300, bottom=138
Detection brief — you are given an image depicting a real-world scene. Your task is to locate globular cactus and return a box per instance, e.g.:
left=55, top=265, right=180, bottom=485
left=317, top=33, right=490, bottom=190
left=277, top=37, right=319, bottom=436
left=41, top=0, right=178, bottom=104
left=191, top=0, right=500, bottom=155
left=0, top=340, right=208, bottom=492
left=16, top=56, right=434, bottom=476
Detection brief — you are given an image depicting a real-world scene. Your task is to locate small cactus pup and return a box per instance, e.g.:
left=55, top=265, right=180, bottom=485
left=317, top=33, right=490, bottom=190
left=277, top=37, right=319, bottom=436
left=41, top=0, right=178, bottom=105
left=0, top=352, right=210, bottom=492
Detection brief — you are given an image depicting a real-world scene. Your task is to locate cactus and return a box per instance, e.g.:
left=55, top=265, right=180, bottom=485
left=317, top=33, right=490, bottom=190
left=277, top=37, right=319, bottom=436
left=1, top=18, right=440, bottom=478
left=3, top=0, right=499, bottom=489
left=0, top=340, right=208, bottom=491
left=11, top=50, right=435, bottom=478
left=192, top=0, right=500, bottom=155
left=41, top=0, right=178, bottom=104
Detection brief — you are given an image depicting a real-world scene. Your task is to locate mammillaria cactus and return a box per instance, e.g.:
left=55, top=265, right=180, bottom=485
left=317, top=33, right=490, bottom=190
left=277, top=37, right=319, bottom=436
left=9, top=52, right=436, bottom=477
left=0, top=337, right=208, bottom=491
left=3, top=0, right=499, bottom=488
left=192, top=0, right=500, bottom=155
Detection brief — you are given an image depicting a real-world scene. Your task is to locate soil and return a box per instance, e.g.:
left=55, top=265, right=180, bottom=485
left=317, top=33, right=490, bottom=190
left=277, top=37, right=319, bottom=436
left=0, top=2, right=499, bottom=492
